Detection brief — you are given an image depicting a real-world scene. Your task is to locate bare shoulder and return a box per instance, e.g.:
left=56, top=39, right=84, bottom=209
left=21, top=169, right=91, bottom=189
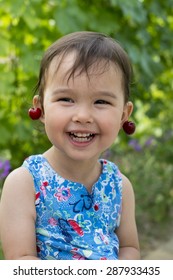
left=0, top=167, right=37, bottom=259
left=121, top=173, right=135, bottom=198
left=1, top=166, right=34, bottom=195
left=119, top=173, right=136, bottom=223
left=3, top=165, right=33, bottom=184
left=116, top=173, right=140, bottom=259
left=0, top=166, right=36, bottom=219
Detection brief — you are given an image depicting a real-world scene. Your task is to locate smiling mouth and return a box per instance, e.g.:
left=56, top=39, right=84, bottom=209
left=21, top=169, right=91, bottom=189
left=69, top=132, right=95, bottom=142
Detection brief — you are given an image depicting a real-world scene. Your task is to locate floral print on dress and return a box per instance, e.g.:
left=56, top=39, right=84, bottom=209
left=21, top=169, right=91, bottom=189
left=22, top=155, right=122, bottom=260
left=54, top=187, right=71, bottom=202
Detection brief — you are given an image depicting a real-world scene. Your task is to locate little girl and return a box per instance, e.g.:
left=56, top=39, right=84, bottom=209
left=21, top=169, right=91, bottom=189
left=0, top=31, right=140, bottom=260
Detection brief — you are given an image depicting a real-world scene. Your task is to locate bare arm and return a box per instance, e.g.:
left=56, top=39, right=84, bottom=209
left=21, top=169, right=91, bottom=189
left=116, top=175, right=140, bottom=260
left=0, top=167, right=40, bottom=260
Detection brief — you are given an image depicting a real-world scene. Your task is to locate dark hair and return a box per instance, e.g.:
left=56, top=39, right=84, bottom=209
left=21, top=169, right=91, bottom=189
left=35, top=31, right=133, bottom=104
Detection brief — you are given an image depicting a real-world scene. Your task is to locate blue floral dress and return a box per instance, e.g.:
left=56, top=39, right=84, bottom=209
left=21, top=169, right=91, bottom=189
left=22, top=155, right=122, bottom=260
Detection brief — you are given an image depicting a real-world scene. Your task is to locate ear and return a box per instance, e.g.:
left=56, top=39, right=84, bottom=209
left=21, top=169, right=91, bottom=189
left=33, top=95, right=45, bottom=123
left=121, top=101, right=134, bottom=127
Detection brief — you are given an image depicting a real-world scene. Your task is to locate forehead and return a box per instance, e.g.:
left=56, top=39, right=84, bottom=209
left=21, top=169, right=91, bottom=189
left=44, top=53, right=125, bottom=104
left=46, top=51, right=122, bottom=85
left=47, top=52, right=77, bottom=78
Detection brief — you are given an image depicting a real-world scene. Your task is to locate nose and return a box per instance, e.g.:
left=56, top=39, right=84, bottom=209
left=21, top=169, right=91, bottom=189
left=72, top=105, right=93, bottom=124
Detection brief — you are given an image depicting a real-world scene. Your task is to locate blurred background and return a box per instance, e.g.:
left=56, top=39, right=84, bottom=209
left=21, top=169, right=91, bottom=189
left=0, top=0, right=173, bottom=259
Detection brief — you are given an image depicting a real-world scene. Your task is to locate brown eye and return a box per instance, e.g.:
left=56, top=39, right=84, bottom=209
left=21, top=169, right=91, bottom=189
left=95, top=100, right=110, bottom=105
left=58, top=98, right=74, bottom=103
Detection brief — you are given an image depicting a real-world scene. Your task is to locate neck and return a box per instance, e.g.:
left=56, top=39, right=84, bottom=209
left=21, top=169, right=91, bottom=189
left=43, top=147, right=102, bottom=191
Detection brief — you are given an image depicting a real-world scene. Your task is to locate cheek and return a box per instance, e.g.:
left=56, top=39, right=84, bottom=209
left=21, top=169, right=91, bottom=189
left=100, top=121, right=119, bottom=140
left=101, top=114, right=121, bottom=129
left=100, top=115, right=122, bottom=140
left=43, top=107, right=69, bottom=137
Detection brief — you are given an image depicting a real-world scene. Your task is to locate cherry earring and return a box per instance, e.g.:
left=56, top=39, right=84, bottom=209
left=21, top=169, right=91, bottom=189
left=28, top=108, right=42, bottom=120
left=123, top=121, right=136, bottom=135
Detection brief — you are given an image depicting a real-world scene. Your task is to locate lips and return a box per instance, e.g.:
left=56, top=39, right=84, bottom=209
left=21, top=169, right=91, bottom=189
left=69, top=132, right=95, bottom=143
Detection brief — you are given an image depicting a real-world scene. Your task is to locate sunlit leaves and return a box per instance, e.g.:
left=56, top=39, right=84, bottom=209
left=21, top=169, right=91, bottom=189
left=0, top=0, right=173, bottom=169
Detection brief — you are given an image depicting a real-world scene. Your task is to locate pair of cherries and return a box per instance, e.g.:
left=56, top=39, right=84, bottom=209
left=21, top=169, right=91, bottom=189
left=28, top=108, right=136, bottom=135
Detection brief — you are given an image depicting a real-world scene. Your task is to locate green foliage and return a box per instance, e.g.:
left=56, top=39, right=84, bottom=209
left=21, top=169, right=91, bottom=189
left=0, top=245, right=4, bottom=260
left=0, top=0, right=173, bottom=231
left=111, top=140, right=173, bottom=224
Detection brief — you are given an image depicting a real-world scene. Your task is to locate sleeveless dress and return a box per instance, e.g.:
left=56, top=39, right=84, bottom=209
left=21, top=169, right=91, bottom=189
left=22, top=154, right=122, bottom=260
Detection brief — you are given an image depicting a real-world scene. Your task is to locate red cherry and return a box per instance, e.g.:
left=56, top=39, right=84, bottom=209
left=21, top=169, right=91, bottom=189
left=123, top=121, right=136, bottom=135
left=28, top=108, right=41, bottom=120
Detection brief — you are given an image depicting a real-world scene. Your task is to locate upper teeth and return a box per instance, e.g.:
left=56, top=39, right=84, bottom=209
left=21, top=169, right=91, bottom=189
left=70, top=132, right=93, bottom=137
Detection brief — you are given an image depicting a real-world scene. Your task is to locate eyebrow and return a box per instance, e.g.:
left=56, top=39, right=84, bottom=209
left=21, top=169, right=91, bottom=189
left=52, top=88, right=72, bottom=95
left=52, top=88, right=117, bottom=99
left=96, top=90, right=117, bottom=99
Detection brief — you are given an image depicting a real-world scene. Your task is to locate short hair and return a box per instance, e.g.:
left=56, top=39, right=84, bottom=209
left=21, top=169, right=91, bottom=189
left=35, top=31, right=133, bottom=104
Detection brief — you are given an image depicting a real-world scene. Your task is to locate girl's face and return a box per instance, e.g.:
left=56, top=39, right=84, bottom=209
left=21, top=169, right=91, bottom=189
left=37, top=53, right=133, bottom=163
